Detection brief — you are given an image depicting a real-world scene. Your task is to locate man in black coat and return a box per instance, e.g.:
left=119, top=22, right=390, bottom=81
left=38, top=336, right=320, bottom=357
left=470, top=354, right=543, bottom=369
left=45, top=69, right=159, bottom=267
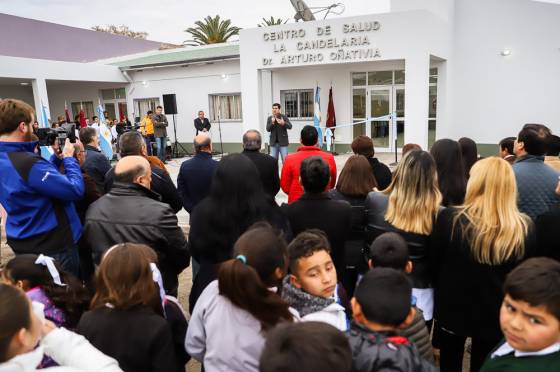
left=177, top=134, right=218, bottom=213
left=351, top=135, right=392, bottom=190
left=79, top=127, right=111, bottom=194
left=194, top=110, right=211, bottom=135
left=241, top=130, right=280, bottom=199
left=104, top=131, right=183, bottom=213
left=282, top=156, right=351, bottom=276
left=266, top=103, right=292, bottom=162
left=83, top=155, right=190, bottom=295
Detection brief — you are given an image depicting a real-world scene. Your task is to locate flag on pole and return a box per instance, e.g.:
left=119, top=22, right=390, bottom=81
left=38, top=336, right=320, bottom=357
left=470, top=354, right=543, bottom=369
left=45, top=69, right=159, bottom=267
left=326, top=86, right=336, bottom=134
left=313, top=85, right=323, bottom=148
left=39, top=101, right=54, bottom=160
left=96, top=103, right=114, bottom=160
left=64, top=101, right=71, bottom=124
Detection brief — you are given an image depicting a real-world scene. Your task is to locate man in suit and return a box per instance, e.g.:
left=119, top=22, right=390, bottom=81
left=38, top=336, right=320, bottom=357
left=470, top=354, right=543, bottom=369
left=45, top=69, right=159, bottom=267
left=266, top=103, right=292, bottom=163
left=499, top=136, right=517, bottom=165
left=241, top=130, right=280, bottom=199
left=194, top=110, right=211, bottom=135
left=177, top=134, right=218, bottom=213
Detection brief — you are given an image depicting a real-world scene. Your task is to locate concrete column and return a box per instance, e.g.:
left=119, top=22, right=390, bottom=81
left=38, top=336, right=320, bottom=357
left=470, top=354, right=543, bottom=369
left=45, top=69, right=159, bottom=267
left=434, top=59, right=449, bottom=141
left=240, top=61, right=262, bottom=136
left=404, top=53, right=430, bottom=149
left=32, top=78, right=50, bottom=128
left=260, top=69, right=273, bottom=140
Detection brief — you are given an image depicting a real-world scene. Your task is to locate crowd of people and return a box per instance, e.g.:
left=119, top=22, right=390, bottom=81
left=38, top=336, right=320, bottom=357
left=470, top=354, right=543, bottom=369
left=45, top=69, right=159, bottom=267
left=0, top=98, right=559, bottom=372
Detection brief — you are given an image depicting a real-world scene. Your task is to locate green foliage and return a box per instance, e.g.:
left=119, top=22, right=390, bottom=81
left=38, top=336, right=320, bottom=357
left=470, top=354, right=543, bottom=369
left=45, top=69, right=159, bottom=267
left=91, top=25, right=148, bottom=39
left=258, top=17, right=288, bottom=27
left=184, top=15, right=241, bottom=46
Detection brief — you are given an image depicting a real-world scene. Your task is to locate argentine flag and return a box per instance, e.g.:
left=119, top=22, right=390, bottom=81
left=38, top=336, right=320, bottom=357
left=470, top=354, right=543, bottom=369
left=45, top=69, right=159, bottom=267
left=313, top=86, right=323, bottom=148
left=96, top=104, right=114, bottom=160
left=39, top=102, right=54, bottom=160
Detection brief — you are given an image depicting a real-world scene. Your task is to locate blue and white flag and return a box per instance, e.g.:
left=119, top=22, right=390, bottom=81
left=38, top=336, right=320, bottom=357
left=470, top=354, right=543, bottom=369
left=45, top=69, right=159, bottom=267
left=313, top=86, right=323, bottom=147
left=96, top=104, right=113, bottom=160
left=39, top=101, right=54, bottom=160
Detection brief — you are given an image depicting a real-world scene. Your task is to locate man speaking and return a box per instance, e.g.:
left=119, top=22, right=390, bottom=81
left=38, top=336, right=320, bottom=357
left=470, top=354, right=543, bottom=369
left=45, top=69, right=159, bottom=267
left=194, top=110, right=211, bottom=135
left=266, top=103, right=292, bottom=162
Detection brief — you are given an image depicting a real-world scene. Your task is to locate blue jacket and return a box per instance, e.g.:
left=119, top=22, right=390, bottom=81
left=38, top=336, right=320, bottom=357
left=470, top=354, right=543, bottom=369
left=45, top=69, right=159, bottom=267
left=0, top=141, right=84, bottom=254
left=177, top=152, right=218, bottom=213
left=82, top=145, right=111, bottom=194
left=513, top=155, right=560, bottom=220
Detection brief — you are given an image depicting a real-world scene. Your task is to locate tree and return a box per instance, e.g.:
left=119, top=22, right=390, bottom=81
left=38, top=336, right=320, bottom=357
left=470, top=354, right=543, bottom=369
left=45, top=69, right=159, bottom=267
left=184, top=15, right=241, bottom=46
left=258, top=17, right=288, bottom=27
left=91, top=25, right=148, bottom=39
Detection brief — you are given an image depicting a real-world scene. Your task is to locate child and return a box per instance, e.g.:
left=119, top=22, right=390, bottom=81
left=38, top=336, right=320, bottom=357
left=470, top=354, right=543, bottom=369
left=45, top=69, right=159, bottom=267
left=0, top=283, right=122, bottom=371
left=77, top=243, right=181, bottom=372
left=480, top=257, right=560, bottom=371
left=282, top=229, right=348, bottom=331
left=368, top=232, right=435, bottom=362
left=1, top=254, right=90, bottom=329
left=348, top=268, right=437, bottom=371
left=186, top=223, right=294, bottom=372
left=260, top=322, right=352, bottom=372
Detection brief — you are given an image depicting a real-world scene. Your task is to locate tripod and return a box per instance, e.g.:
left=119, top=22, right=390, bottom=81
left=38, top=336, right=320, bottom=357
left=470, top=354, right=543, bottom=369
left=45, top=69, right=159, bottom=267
left=216, top=110, right=224, bottom=157
left=171, top=114, right=189, bottom=158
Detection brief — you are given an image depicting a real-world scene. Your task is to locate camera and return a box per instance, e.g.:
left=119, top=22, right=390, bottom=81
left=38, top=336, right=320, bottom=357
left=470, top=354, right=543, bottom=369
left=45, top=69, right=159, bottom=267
left=36, top=123, right=76, bottom=147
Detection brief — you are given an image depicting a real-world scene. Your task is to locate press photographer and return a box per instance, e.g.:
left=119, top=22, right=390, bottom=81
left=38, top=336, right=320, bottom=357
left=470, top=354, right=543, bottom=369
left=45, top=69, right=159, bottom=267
left=0, top=99, right=84, bottom=276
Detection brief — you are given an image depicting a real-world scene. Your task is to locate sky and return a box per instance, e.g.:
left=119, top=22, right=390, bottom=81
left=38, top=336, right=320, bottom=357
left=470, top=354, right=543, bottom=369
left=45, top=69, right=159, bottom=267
left=0, top=0, right=391, bottom=44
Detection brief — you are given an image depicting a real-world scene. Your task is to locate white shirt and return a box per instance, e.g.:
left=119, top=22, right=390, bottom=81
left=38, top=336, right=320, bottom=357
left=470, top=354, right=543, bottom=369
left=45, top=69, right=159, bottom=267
left=491, top=341, right=560, bottom=358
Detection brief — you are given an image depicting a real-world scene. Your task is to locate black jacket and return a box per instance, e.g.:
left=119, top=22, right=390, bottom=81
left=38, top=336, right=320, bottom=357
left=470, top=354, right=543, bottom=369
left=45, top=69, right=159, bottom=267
left=82, top=145, right=111, bottom=194
left=368, top=157, right=392, bottom=191
left=77, top=306, right=181, bottom=372
left=177, top=152, right=218, bottom=213
left=105, top=162, right=182, bottom=213
left=83, top=182, right=190, bottom=293
left=242, top=149, right=280, bottom=198
left=266, top=114, right=292, bottom=146
left=536, top=206, right=560, bottom=260
left=347, top=323, right=437, bottom=372
left=282, top=192, right=352, bottom=274
left=194, top=117, right=211, bottom=135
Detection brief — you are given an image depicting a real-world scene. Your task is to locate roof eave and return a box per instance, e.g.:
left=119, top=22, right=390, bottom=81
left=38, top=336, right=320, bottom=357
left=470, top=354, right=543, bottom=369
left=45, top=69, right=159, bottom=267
left=119, top=54, right=240, bottom=71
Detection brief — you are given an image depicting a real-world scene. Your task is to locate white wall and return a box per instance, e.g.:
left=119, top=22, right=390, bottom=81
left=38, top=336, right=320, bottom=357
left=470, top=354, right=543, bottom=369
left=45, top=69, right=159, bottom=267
left=449, top=0, right=560, bottom=143
left=126, top=60, right=243, bottom=144
left=0, top=85, right=34, bottom=106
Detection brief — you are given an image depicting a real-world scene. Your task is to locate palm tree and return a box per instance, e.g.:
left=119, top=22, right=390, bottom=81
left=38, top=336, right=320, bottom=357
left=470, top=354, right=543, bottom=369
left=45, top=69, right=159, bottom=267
left=258, top=17, right=288, bottom=27
left=184, top=15, right=241, bottom=46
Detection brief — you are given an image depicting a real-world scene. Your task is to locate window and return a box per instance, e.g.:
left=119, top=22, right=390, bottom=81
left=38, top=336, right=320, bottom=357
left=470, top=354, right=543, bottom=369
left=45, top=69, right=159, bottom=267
left=209, top=94, right=242, bottom=121
left=101, top=88, right=127, bottom=100
left=280, top=89, right=314, bottom=119
left=134, top=98, right=160, bottom=120
left=70, top=101, right=94, bottom=120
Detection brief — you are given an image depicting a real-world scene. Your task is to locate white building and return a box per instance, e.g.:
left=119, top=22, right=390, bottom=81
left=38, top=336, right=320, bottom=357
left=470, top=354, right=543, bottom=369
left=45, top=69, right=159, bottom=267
left=1, top=0, right=559, bottom=155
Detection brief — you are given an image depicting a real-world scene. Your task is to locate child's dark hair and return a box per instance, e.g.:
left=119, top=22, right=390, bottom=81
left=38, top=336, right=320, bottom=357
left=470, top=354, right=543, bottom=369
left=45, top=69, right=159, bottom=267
left=259, top=321, right=352, bottom=372
left=368, top=232, right=409, bottom=270
left=0, top=284, right=31, bottom=362
left=504, top=257, right=560, bottom=320
left=287, top=229, right=331, bottom=274
left=92, top=243, right=162, bottom=315
left=218, top=223, right=293, bottom=330
left=3, top=254, right=90, bottom=328
left=355, top=268, right=412, bottom=326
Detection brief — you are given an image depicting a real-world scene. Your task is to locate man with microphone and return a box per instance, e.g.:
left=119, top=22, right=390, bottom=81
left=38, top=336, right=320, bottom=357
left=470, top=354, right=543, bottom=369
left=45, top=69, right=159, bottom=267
left=194, top=110, right=211, bottom=135
left=266, top=103, right=292, bottom=163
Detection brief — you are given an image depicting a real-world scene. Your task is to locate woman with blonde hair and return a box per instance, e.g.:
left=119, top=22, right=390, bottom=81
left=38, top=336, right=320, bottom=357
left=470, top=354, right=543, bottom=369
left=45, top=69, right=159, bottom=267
left=365, top=150, right=442, bottom=321
left=432, top=156, right=535, bottom=372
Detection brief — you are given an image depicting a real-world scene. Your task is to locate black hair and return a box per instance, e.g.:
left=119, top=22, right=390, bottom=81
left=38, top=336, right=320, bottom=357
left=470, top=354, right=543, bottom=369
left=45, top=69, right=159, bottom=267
left=272, top=103, right=281, bottom=109
left=546, top=134, right=560, bottom=156
left=354, top=268, right=412, bottom=326
left=300, top=125, right=318, bottom=146
left=259, top=322, right=352, bottom=372
left=3, top=255, right=91, bottom=328
left=79, top=127, right=97, bottom=145
left=430, top=138, right=466, bottom=206
left=74, top=114, right=80, bottom=121
left=504, top=257, right=560, bottom=321
left=287, top=229, right=331, bottom=274
left=499, top=137, right=516, bottom=155
left=0, top=284, right=31, bottom=362
left=92, top=115, right=98, bottom=121
left=458, top=137, right=478, bottom=178
left=517, top=124, right=551, bottom=156
left=156, top=105, right=162, bottom=109
left=147, top=110, right=153, bottom=115
left=300, top=156, right=330, bottom=194
left=368, top=232, right=409, bottom=271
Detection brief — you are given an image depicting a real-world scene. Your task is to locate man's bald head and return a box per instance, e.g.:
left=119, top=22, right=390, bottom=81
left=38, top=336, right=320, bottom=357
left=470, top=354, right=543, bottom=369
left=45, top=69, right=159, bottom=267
left=114, top=156, right=151, bottom=189
left=193, top=134, right=212, bottom=154
left=242, top=130, right=261, bottom=151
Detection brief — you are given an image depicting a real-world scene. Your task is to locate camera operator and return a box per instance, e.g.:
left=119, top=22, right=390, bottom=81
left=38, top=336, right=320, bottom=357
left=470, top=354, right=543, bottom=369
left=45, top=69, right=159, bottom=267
left=266, top=103, right=292, bottom=162
left=0, top=99, right=84, bottom=276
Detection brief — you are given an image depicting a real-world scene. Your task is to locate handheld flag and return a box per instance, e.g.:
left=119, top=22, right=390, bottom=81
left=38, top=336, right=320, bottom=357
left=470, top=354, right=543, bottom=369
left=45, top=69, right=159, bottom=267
left=313, top=85, right=323, bottom=147
left=96, top=104, right=114, bottom=160
left=39, top=102, right=54, bottom=160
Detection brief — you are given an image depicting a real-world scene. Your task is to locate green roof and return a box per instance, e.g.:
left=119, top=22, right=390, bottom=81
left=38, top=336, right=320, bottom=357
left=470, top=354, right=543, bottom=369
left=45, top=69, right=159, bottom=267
left=112, top=44, right=240, bottom=69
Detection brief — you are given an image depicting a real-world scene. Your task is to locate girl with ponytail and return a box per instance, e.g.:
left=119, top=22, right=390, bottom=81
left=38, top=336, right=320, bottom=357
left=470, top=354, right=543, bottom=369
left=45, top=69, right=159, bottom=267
left=186, top=222, right=294, bottom=372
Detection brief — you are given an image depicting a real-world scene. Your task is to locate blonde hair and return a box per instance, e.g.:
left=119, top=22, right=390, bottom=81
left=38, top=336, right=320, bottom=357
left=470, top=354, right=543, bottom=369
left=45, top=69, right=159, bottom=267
left=453, top=157, right=530, bottom=265
left=384, top=150, right=442, bottom=235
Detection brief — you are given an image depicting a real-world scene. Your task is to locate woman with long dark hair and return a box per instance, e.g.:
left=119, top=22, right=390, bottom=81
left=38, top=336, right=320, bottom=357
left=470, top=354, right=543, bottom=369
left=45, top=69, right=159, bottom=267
left=188, top=153, right=290, bottom=312
left=458, top=137, right=478, bottom=179
left=430, top=139, right=467, bottom=206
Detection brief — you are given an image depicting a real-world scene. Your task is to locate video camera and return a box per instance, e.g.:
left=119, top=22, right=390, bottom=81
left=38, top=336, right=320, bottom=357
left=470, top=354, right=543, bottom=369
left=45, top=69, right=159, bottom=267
left=36, top=123, right=76, bottom=147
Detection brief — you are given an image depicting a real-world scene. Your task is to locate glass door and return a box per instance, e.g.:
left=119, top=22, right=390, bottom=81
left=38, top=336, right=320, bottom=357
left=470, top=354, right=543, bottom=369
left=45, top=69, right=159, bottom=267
left=369, top=88, right=392, bottom=150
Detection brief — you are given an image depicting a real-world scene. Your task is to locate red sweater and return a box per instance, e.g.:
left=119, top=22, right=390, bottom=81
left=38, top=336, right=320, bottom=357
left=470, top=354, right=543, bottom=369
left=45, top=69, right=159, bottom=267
left=280, top=146, right=337, bottom=203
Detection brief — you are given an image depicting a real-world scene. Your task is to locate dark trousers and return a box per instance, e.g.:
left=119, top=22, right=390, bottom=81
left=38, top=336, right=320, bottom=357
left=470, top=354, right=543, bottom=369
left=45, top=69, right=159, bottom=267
left=48, top=246, right=81, bottom=278
left=439, top=328, right=501, bottom=372
left=145, top=135, right=155, bottom=156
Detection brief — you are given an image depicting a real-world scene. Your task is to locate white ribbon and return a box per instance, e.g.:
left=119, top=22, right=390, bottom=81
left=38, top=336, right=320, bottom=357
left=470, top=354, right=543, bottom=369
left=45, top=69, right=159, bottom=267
left=150, top=263, right=167, bottom=317
left=34, top=254, right=66, bottom=287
